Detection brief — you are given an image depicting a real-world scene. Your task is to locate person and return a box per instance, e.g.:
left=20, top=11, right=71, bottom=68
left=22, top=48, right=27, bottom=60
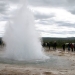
left=74, top=43, right=75, bottom=52
left=53, top=41, right=57, bottom=50
left=62, top=43, right=65, bottom=51
left=67, top=43, right=71, bottom=52
left=0, top=38, right=2, bottom=47
left=42, top=42, right=45, bottom=47
left=48, top=42, right=51, bottom=50
left=70, top=43, right=74, bottom=52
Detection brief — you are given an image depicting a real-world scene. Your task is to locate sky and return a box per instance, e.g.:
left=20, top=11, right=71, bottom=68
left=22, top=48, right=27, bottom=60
left=0, top=0, right=75, bottom=38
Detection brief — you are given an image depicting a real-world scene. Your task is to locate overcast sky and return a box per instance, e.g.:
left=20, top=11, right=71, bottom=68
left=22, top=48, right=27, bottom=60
left=0, top=0, right=75, bottom=37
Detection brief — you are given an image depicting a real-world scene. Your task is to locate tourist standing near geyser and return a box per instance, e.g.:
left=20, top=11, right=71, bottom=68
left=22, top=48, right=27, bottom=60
left=2, top=0, right=49, bottom=61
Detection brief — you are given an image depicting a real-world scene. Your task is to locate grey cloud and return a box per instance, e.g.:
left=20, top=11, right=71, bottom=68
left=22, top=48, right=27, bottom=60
left=0, top=15, right=9, bottom=21
left=56, top=21, right=75, bottom=27
left=34, top=12, right=55, bottom=25
left=57, top=31, right=75, bottom=35
left=3, top=0, right=19, bottom=3
left=0, top=1, right=8, bottom=14
left=28, top=0, right=66, bottom=7
left=34, top=13, right=55, bottom=20
left=35, top=11, right=75, bottom=28
left=28, top=0, right=74, bottom=9
left=1, top=0, right=75, bottom=21
left=38, top=21, right=48, bottom=25
left=37, top=19, right=55, bottom=25
left=0, top=1, right=10, bottom=21
left=0, top=0, right=74, bottom=37
left=0, top=0, right=20, bottom=21
left=28, top=0, right=75, bottom=14
left=67, top=0, right=75, bottom=6
left=0, top=0, right=75, bottom=23
left=70, top=10, right=75, bottom=14
left=39, top=29, right=59, bottom=34
left=39, top=30, right=65, bottom=35
left=1, top=0, right=75, bottom=16
left=39, top=29, right=75, bottom=35
left=68, top=6, right=75, bottom=14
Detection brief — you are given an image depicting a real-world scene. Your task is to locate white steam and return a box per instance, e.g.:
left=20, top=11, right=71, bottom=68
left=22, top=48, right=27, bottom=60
left=3, top=0, right=48, bottom=61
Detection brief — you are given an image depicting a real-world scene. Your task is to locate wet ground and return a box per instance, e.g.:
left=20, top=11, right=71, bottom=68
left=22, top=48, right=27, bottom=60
left=0, top=54, right=73, bottom=70
left=0, top=47, right=75, bottom=75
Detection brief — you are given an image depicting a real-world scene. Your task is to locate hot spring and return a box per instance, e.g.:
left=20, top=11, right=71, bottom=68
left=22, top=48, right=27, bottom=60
left=0, top=1, right=75, bottom=74
left=1, top=0, right=49, bottom=61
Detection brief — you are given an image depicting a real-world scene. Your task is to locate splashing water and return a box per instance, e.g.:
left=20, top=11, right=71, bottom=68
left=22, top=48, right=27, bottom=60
left=2, top=0, right=49, bottom=61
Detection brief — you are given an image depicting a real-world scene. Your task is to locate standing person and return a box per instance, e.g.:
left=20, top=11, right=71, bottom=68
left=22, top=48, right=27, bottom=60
left=74, top=43, right=75, bottom=52
left=0, top=38, right=2, bottom=47
left=48, top=42, right=51, bottom=50
left=42, top=42, right=45, bottom=47
left=62, top=43, right=65, bottom=51
left=53, top=41, right=57, bottom=50
left=67, top=43, right=71, bottom=52
left=70, top=43, right=74, bottom=52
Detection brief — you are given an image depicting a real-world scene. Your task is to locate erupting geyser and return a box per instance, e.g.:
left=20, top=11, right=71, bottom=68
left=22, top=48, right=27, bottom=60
left=2, top=0, right=48, bottom=61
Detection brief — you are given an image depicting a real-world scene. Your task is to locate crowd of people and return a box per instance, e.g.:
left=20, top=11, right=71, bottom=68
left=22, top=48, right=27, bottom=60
left=67, top=43, right=75, bottom=52
left=42, top=41, right=57, bottom=50
left=42, top=41, right=75, bottom=52
left=0, top=38, right=75, bottom=52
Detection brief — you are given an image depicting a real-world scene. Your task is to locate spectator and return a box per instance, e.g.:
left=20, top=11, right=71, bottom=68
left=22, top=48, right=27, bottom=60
left=48, top=42, right=51, bottom=50
left=62, top=43, right=65, bottom=51
left=67, top=43, right=71, bottom=52
left=70, top=43, right=74, bottom=52
left=74, top=43, right=75, bottom=52
left=53, top=41, right=57, bottom=50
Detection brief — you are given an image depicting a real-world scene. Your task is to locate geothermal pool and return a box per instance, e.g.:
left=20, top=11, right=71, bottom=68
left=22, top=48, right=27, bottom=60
left=0, top=50, right=74, bottom=70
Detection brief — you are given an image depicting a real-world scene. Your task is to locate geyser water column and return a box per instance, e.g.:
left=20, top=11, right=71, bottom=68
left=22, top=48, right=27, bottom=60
left=2, top=0, right=49, bottom=61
